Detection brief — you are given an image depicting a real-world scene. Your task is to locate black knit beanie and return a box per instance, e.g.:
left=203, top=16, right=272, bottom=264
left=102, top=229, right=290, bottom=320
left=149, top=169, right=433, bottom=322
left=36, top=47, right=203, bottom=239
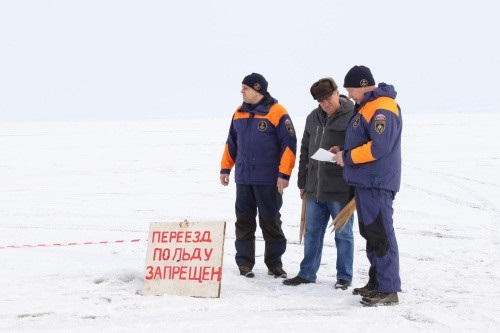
left=242, top=73, right=268, bottom=95
left=343, top=65, right=375, bottom=88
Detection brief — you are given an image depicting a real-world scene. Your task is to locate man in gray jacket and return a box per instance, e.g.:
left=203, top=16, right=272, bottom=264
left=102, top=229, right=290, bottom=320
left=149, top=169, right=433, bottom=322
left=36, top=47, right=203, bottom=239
left=283, top=77, right=355, bottom=289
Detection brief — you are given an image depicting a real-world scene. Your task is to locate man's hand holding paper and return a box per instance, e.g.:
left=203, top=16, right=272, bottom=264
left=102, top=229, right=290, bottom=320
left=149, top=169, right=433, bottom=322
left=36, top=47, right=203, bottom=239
left=311, top=148, right=336, bottom=163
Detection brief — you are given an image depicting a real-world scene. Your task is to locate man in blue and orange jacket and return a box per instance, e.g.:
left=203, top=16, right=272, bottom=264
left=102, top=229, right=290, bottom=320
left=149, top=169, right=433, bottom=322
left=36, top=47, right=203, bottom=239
left=333, top=65, right=402, bottom=306
left=220, top=73, right=297, bottom=279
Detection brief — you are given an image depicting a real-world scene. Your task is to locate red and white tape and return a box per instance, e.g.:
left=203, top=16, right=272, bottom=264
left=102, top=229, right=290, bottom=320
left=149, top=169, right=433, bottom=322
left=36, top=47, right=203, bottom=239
left=0, top=239, right=146, bottom=250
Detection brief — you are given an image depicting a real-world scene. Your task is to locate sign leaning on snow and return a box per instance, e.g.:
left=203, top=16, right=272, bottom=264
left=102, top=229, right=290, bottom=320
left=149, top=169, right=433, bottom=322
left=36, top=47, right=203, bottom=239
left=141, top=220, right=226, bottom=298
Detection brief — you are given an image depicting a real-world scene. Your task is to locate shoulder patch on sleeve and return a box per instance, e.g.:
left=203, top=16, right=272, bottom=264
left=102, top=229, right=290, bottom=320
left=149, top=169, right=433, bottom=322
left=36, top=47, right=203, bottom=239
left=285, top=119, right=295, bottom=136
left=374, top=114, right=386, bottom=134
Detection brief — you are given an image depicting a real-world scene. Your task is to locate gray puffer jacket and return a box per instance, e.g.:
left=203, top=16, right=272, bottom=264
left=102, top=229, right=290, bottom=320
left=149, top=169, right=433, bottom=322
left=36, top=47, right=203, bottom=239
left=298, top=95, right=355, bottom=202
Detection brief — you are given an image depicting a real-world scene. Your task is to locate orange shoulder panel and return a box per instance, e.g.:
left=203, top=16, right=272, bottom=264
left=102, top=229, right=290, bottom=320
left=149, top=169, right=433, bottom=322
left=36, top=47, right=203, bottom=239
left=256, top=104, right=288, bottom=126
left=361, top=97, right=399, bottom=122
left=232, top=106, right=250, bottom=120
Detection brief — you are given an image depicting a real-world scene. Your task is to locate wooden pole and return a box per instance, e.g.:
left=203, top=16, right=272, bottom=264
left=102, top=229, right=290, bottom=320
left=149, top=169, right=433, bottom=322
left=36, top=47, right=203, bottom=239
left=299, top=196, right=306, bottom=244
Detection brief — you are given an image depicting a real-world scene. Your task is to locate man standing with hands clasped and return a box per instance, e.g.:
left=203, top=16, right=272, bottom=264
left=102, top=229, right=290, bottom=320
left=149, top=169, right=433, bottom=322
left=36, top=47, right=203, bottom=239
left=283, top=77, right=355, bottom=289
left=332, top=65, right=402, bottom=306
left=220, top=73, right=297, bottom=279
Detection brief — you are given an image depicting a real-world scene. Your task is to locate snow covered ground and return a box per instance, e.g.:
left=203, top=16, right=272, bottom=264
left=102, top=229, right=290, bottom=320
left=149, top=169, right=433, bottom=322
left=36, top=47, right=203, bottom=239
left=0, top=111, right=499, bottom=332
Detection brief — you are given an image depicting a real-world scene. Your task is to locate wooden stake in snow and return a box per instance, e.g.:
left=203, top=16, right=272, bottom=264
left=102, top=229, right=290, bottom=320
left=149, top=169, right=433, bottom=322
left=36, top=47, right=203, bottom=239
left=299, top=197, right=306, bottom=244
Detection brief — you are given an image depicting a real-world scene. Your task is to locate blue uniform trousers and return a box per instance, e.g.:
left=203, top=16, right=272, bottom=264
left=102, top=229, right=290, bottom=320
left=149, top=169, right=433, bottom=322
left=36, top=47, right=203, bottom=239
left=234, top=184, right=286, bottom=270
left=355, top=187, right=401, bottom=292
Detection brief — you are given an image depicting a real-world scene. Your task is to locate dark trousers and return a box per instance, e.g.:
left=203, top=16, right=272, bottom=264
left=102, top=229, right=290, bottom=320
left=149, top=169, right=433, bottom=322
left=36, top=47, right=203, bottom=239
left=234, top=184, right=287, bottom=270
left=355, top=187, right=401, bottom=293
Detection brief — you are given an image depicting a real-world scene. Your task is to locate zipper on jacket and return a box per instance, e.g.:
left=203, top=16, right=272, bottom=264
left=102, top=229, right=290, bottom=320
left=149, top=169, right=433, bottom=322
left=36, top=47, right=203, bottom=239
left=244, top=112, right=255, bottom=172
left=315, top=124, right=327, bottom=201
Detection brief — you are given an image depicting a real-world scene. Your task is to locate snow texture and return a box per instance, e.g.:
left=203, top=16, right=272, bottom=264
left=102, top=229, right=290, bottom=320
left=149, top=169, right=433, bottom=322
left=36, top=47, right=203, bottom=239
left=0, top=112, right=499, bottom=332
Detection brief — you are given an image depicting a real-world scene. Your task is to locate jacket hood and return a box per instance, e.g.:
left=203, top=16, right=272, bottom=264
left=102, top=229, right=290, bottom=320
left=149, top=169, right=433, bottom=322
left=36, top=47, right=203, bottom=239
left=338, top=95, right=355, bottom=116
left=373, top=83, right=397, bottom=99
left=367, top=83, right=397, bottom=101
left=357, top=83, right=397, bottom=109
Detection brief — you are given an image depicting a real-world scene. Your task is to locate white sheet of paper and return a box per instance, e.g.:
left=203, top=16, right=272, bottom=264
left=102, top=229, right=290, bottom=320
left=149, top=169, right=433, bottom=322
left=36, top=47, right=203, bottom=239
left=311, top=148, right=335, bottom=163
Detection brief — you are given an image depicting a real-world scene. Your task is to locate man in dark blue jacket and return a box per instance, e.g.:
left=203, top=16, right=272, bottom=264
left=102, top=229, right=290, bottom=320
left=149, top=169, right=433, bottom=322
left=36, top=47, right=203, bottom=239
left=220, top=73, right=297, bottom=278
left=333, top=65, right=402, bottom=306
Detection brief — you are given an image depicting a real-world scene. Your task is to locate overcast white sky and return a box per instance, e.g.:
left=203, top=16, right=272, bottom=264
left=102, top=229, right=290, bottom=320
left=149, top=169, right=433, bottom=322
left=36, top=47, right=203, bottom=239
left=1, top=0, right=498, bottom=122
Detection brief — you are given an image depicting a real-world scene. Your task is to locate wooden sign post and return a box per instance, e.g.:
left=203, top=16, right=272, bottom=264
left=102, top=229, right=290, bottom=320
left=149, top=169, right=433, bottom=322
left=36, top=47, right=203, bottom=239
left=141, top=220, right=226, bottom=298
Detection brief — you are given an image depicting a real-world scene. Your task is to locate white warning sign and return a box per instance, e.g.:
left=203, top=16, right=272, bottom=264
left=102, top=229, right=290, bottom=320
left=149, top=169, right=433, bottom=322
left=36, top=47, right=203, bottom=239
left=141, top=220, right=226, bottom=298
